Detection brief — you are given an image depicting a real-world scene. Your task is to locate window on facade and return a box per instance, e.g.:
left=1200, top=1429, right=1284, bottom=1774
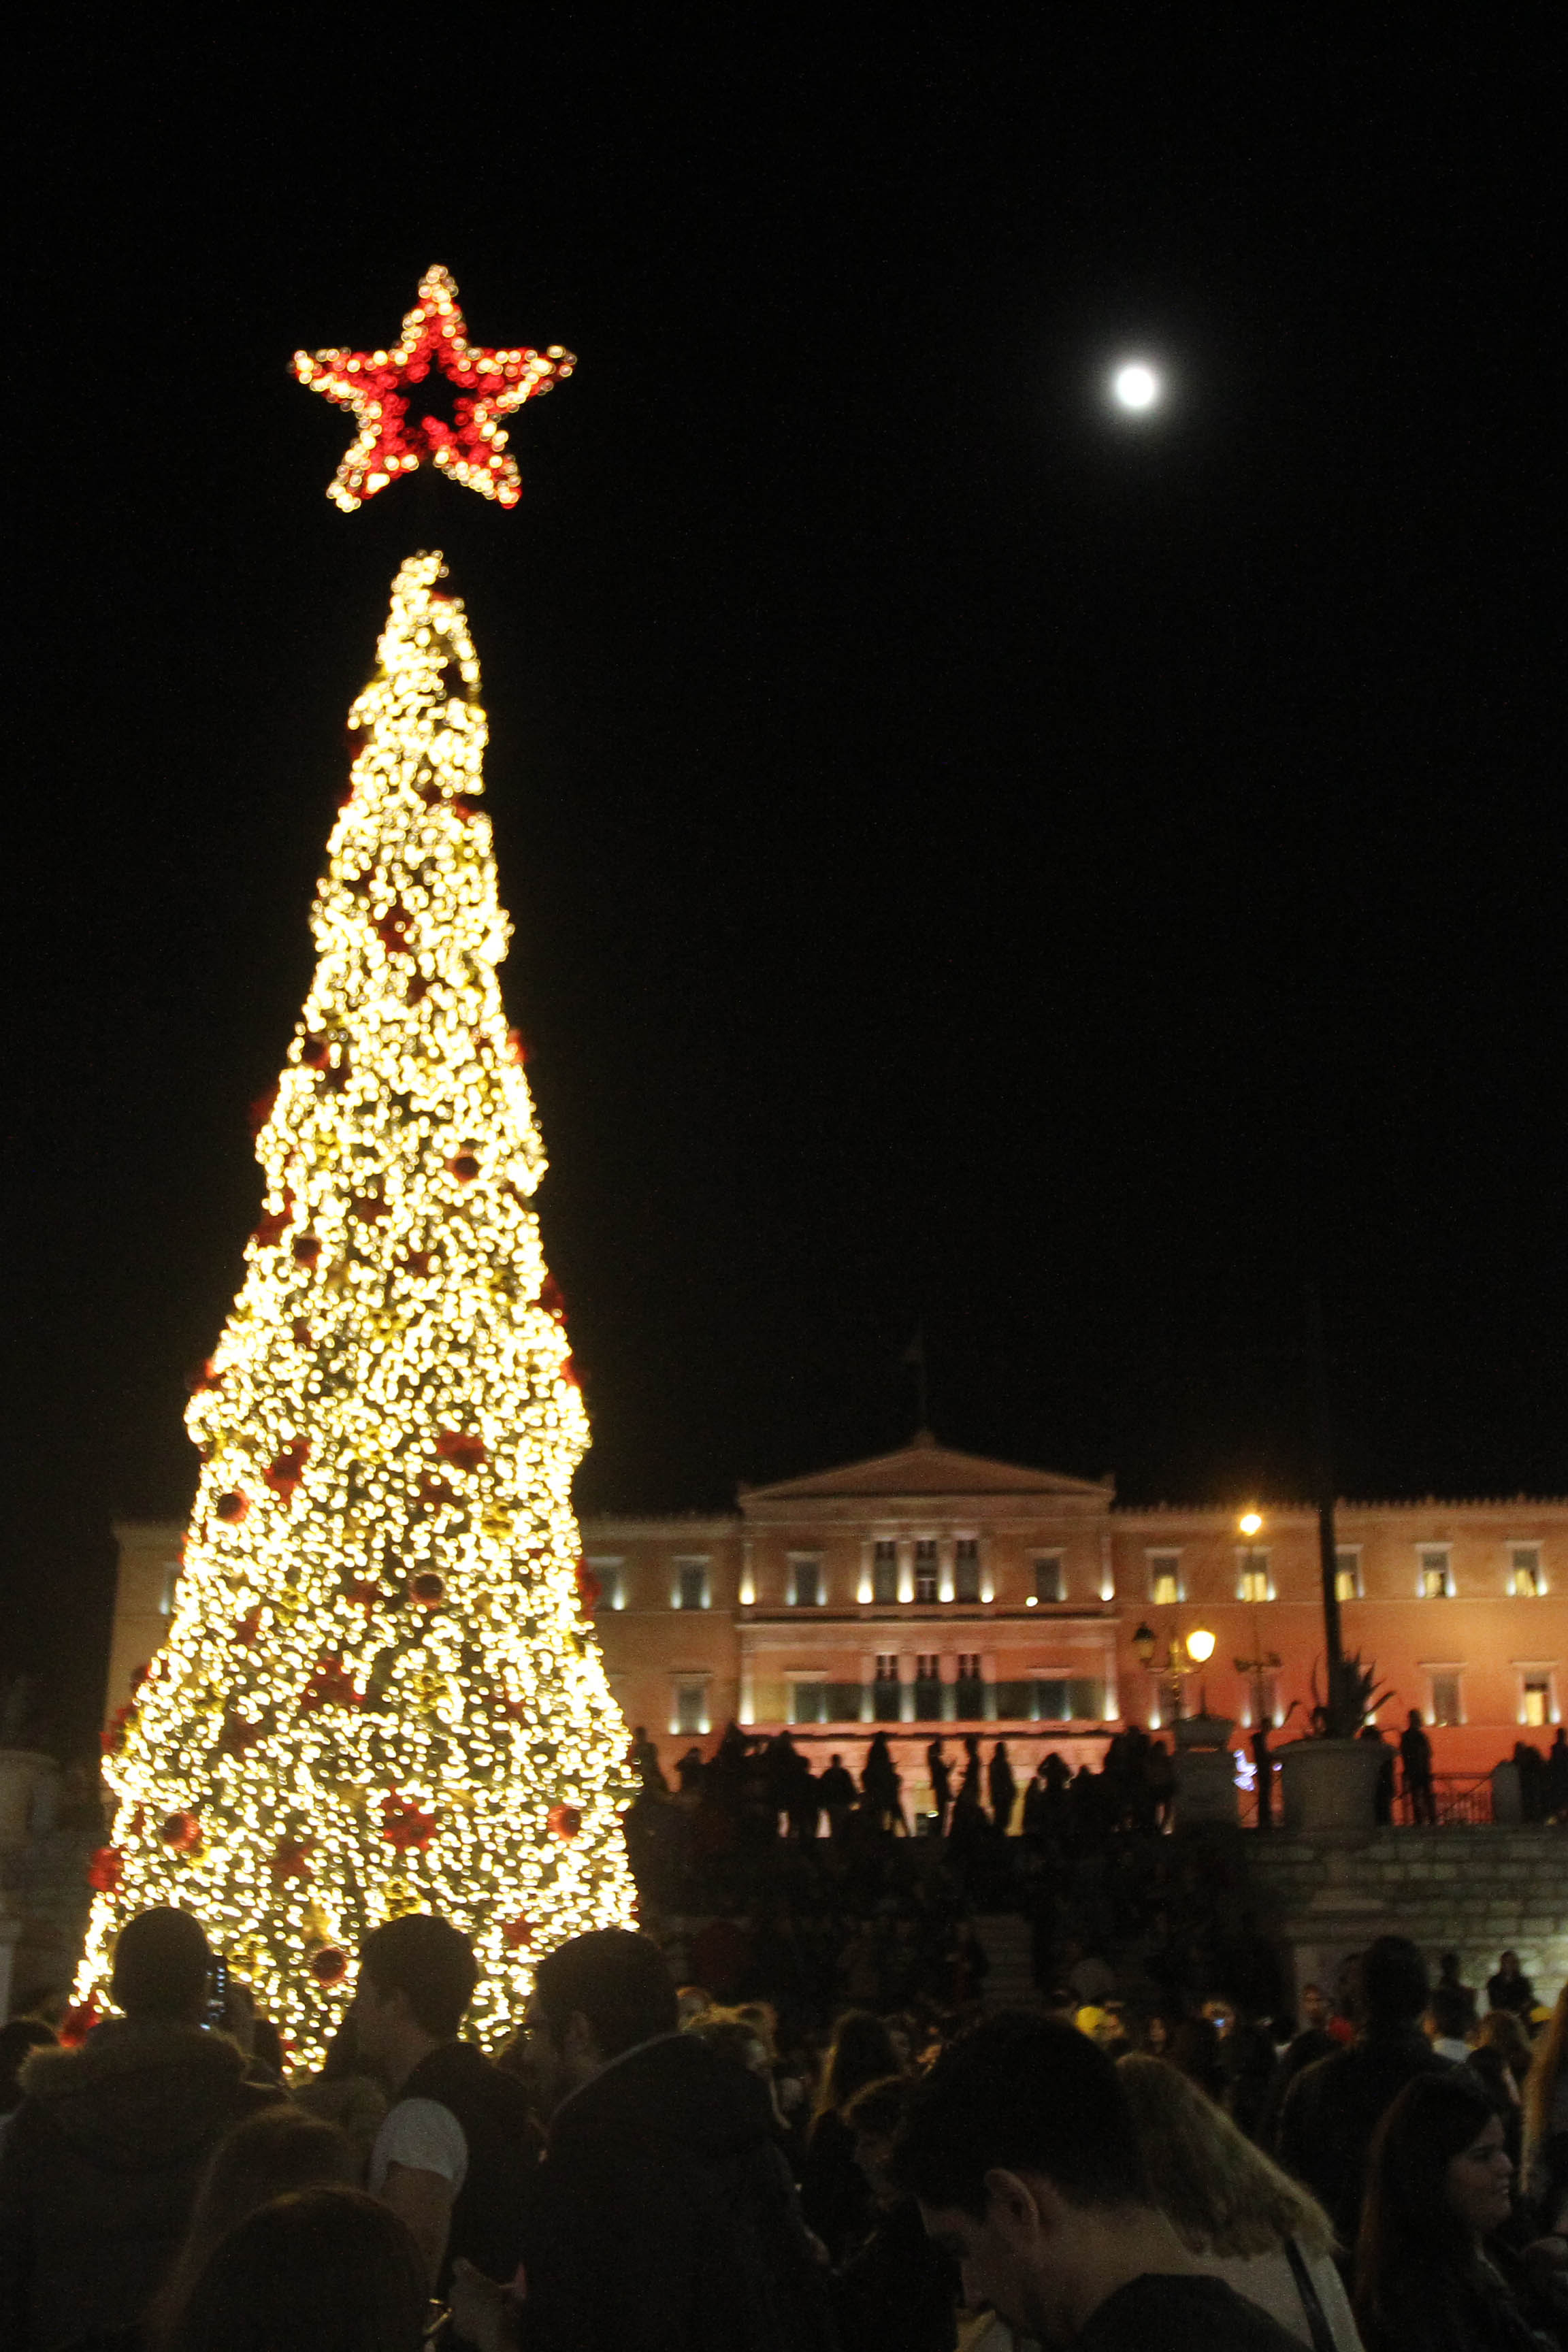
left=673, top=1680, right=708, bottom=1735
left=1238, top=1550, right=1271, bottom=1604
left=587, top=1559, right=624, bottom=1610
left=872, top=1653, right=900, bottom=1722
left=1512, top=1547, right=1544, bottom=1597
left=1429, top=1671, right=1462, bottom=1727
left=872, top=1540, right=898, bottom=1604
left=675, top=1561, right=710, bottom=1611
left=1034, top=1556, right=1065, bottom=1604
left=790, top=1557, right=822, bottom=1607
left=955, top=1652, right=984, bottom=1716
left=914, top=1540, right=939, bottom=1604
left=1420, top=1549, right=1452, bottom=1600
left=954, top=1539, right=981, bottom=1603
left=1149, top=1554, right=1181, bottom=1605
left=1522, top=1680, right=1551, bottom=1729
left=1032, top=1677, right=1105, bottom=1722
left=1335, top=1550, right=1361, bottom=1603
left=789, top=1681, right=828, bottom=1726
left=914, top=1652, right=943, bottom=1717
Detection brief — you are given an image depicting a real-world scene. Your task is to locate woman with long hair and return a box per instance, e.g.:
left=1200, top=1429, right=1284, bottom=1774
left=161, top=2186, right=429, bottom=2352
left=1118, top=2053, right=1361, bottom=2349
left=1354, top=2069, right=1554, bottom=2352
left=801, top=2010, right=901, bottom=2260
left=1522, top=1982, right=1568, bottom=2209
left=147, top=2107, right=358, bottom=2347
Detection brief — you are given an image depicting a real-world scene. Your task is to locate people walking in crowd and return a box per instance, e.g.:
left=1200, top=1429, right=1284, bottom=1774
left=352, top=1913, right=539, bottom=2293
left=1277, top=1936, right=1452, bottom=2248
left=0, top=1906, right=280, bottom=2352
left=888, top=2011, right=1305, bottom=2347
left=1399, top=1710, right=1437, bottom=1825
left=1118, top=2052, right=1362, bottom=2349
left=1353, top=2070, right=1558, bottom=2352
left=160, top=2185, right=429, bottom=2352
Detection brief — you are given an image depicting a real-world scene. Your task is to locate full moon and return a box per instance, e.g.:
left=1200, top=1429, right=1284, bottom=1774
left=1111, top=360, right=1161, bottom=411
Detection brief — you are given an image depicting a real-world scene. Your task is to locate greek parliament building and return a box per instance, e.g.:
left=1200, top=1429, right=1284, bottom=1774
left=109, top=1434, right=1567, bottom=1803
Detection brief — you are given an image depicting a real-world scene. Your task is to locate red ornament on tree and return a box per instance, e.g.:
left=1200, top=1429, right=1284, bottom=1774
left=435, top=1430, right=487, bottom=1471
left=59, top=1998, right=99, bottom=2047
left=214, top=1491, right=249, bottom=1523
left=161, top=1812, right=201, bottom=1852
left=299, top=1656, right=363, bottom=1711
left=291, top=263, right=574, bottom=512
left=301, top=1033, right=333, bottom=1068
left=86, top=1846, right=123, bottom=1892
left=403, top=1249, right=436, bottom=1277
left=547, top=1804, right=582, bottom=1840
left=574, top=1563, right=602, bottom=1615
left=416, top=1471, right=455, bottom=1508
left=502, top=1915, right=534, bottom=1950
left=408, top=1571, right=446, bottom=1609
left=268, top=1837, right=314, bottom=1882
left=235, top=1607, right=262, bottom=1644
left=293, top=1237, right=322, bottom=1268
left=446, top=1152, right=481, bottom=1183
left=263, top=1439, right=310, bottom=1501
left=380, top=1795, right=437, bottom=1850
left=309, top=1946, right=349, bottom=1987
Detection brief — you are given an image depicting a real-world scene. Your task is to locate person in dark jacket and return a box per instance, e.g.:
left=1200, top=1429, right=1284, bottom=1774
left=0, top=1906, right=280, bottom=2352
left=352, top=1912, right=540, bottom=2297
left=1278, top=1934, right=1453, bottom=2249
left=1486, top=1953, right=1537, bottom=2021
left=512, top=1927, right=834, bottom=2352
left=830, top=2073, right=957, bottom=2352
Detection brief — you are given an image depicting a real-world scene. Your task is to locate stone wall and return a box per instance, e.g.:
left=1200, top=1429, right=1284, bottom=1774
left=1246, top=1827, right=1567, bottom=2004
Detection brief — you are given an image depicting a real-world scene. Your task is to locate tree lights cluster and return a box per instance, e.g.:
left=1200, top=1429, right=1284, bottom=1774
left=293, top=265, right=574, bottom=511
left=75, top=553, right=636, bottom=2060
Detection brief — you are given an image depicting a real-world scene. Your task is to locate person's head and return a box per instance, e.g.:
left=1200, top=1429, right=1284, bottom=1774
left=1439, top=1952, right=1463, bottom=1986
left=1299, top=1984, right=1329, bottom=2031
left=160, top=2187, right=427, bottom=2352
left=1497, top=1950, right=1521, bottom=1978
left=529, top=1929, right=677, bottom=2108
left=683, top=2010, right=772, bottom=2081
left=1476, top=2009, right=1532, bottom=2074
left=1358, top=1935, right=1427, bottom=2032
left=147, top=2109, right=357, bottom=2347
left=1117, top=2053, right=1335, bottom=2261
left=1407, top=1709, right=1422, bottom=1729
left=844, top=2073, right=915, bottom=2206
left=111, top=1907, right=212, bottom=2024
left=1356, top=2072, right=1513, bottom=2328
left=815, top=2010, right=901, bottom=2120
left=676, top=1983, right=713, bottom=2027
left=888, top=2014, right=1151, bottom=2338
left=1426, top=1987, right=1472, bottom=2045
left=0, top=2018, right=56, bottom=2112
left=353, top=1914, right=476, bottom=2076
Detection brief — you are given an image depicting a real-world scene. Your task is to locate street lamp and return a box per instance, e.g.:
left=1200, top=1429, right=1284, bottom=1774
left=1233, top=1508, right=1282, bottom=1729
left=1132, top=1620, right=1215, bottom=1724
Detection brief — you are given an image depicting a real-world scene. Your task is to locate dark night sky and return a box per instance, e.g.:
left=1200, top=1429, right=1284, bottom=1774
left=5, top=16, right=1564, bottom=1751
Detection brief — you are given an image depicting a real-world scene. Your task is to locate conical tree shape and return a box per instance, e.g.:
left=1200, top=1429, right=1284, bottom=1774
left=77, top=553, right=635, bottom=2057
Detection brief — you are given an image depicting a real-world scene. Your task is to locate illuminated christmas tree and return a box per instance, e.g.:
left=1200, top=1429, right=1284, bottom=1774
left=76, top=276, right=635, bottom=2055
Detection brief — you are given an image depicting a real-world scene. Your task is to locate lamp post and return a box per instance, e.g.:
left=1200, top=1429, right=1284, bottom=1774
left=1132, top=1621, right=1215, bottom=1727
left=1233, top=1509, right=1282, bottom=1827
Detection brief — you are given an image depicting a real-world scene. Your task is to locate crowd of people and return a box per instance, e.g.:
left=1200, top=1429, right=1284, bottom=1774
left=1, top=1889, right=1565, bottom=2352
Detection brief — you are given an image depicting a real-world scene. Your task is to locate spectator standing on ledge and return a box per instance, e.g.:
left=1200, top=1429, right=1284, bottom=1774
left=1277, top=1934, right=1452, bottom=2249
left=517, top=1927, right=832, bottom=2352
left=353, top=1913, right=539, bottom=2294
left=926, top=1738, right=953, bottom=1836
left=987, top=1741, right=1017, bottom=1833
left=1485, top=1951, right=1536, bottom=2020
left=819, top=1752, right=856, bottom=1837
left=889, top=2012, right=1304, bottom=2349
left=1399, top=1710, right=1436, bottom=1825
left=0, top=1906, right=280, bottom=2352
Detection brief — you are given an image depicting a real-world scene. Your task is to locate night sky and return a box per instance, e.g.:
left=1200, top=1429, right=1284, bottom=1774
left=7, top=18, right=1563, bottom=1751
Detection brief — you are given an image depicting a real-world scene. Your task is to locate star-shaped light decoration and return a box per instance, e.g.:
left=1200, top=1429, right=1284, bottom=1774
left=292, top=265, right=574, bottom=511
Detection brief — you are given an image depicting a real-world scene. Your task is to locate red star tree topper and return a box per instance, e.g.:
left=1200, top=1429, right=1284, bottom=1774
left=293, top=264, right=574, bottom=511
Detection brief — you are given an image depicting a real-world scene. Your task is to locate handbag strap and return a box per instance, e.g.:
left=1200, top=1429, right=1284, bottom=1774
left=1284, top=2236, right=1339, bottom=2352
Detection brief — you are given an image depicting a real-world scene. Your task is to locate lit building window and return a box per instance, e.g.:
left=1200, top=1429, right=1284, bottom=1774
left=672, top=1679, right=710, bottom=1736
left=872, top=1540, right=898, bottom=1604
left=955, top=1652, right=984, bottom=1716
left=789, top=1680, right=828, bottom=1726
left=914, top=1653, right=943, bottom=1716
left=954, top=1539, right=981, bottom=1603
left=872, top=1654, right=901, bottom=1722
left=674, top=1559, right=710, bottom=1612
left=1335, top=1550, right=1362, bottom=1602
left=1034, top=1556, right=1065, bottom=1604
left=1428, top=1669, right=1463, bottom=1726
left=790, top=1556, right=823, bottom=1607
left=1237, top=1549, right=1271, bottom=1604
left=587, top=1558, right=625, bottom=1610
left=914, top=1540, right=939, bottom=1604
left=1512, top=1546, right=1544, bottom=1597
left=1420, top=1548, right=1452, bottom=1600
left=1521, top=1677, right=1553, bottom=1728
left=1149, top=1552, right=1181, bottom=1606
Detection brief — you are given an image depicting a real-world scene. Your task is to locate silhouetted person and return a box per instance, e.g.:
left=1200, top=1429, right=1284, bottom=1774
left=987, top=1741, right=1017, bottom=1833
left=926, top=1739, right=953, bottom=1835
left=818, top=1753, right=855, bottom=1835
left=1399, top=1710, right=1435, bottom=1825
left=1484, top=1950, right=1535, bottom=2019
left=630, top=1726, right=669, bottom=1796
left=1360, top=1722, right=1395, bottom=1825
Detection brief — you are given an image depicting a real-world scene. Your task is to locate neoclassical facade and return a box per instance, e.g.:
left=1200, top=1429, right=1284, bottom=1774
left=111, top=1433, right=1567, bottom=1808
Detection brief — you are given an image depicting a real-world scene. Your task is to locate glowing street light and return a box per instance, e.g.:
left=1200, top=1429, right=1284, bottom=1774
left=1110, top=359, right=1162, bottom=412
left=1239, top=1509, right=1263, bottom=1539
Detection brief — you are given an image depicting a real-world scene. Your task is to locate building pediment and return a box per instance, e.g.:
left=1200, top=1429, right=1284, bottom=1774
left=740, top=1431, right=1113, bottom=1507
